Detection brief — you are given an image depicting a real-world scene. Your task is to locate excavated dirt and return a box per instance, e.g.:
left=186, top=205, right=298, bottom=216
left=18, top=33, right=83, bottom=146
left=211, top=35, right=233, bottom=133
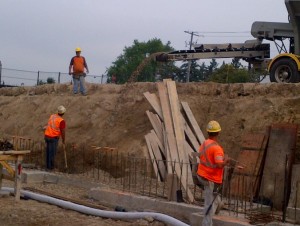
left=1, top=81, right=300, bottom=225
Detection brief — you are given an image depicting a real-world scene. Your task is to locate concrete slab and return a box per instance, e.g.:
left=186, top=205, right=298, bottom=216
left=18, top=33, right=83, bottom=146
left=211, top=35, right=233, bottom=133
left=43, top=173, right=59, bottom=184
left=0, top=190, right=10, bottom=197
left=21, top=171, right=46, bottom=183
left=89, top=187, right=202, bottom=223
left=190, top=212, right=251, bottom=226
left=286, top=207, right=300, bottom=224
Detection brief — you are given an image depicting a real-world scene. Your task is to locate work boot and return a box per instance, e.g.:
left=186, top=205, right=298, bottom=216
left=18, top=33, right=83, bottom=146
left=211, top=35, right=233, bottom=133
left=215, top=200, right=224, bottom=215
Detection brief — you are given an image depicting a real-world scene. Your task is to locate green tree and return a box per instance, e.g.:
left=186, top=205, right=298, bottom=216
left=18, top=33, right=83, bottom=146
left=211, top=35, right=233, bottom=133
left=106, top=39, right=175, bottom=84
left=178, top=60, right=202, bottom=82
left=231, top=58, right=243, bottom=69
left=209, top=64, right=251, bottom=83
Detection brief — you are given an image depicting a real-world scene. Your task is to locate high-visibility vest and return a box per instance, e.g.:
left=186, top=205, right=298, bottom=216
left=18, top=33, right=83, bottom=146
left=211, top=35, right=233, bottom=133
left=72, top=56, right=86, bottom=74
left=197, top=139, right=224, bottom=184
left=44, top=114, right=64, bottom=138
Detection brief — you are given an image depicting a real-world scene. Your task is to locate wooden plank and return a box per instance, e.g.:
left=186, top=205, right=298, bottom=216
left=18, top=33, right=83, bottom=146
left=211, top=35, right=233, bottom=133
left=145, top=134, right=160, bottom=181
left=0, top=156, right=19, bottom=161
left=146, top=111, right=164, bottom=148
left=0, top=161, right=15, bottom=177
left=150, top=130, right=164, bottom=157
left=149, top=131, right=166, bottom=181
left=157, top=82, right=182, bottom=180
left=0, top=150, right=31, bottom=155
left=143, top=92, right=163, bottom=120
left=184, top=122, right=200, bottom=152
left=181, top=102, right=205, bottom=144
left=163, top=123, right=173, bottom=173
left=166, top=81, right=194, bottom=202
left=166, top=173, right=179, bottom=201
left=14, top=155, right=23, bottom=201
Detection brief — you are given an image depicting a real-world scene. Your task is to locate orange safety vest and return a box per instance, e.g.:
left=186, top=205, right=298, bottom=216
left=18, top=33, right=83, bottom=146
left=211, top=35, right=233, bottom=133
left=72, top=56, right=86, bottom=74
left=197, top=139, right=224, bottom=184
left=44, top=114, right=64, bottom=138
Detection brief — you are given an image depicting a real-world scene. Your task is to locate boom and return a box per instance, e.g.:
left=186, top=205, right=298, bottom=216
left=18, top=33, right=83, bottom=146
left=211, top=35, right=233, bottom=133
left=155, top=0, right=300, bottom=83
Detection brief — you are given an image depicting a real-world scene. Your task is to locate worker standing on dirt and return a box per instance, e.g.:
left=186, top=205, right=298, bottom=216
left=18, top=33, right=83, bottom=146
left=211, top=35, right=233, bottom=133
left=44, top=105, right=66, bottom=170
left=69, top=47, right=89, bottom=96
left=196, top=120, right=228, bottom=226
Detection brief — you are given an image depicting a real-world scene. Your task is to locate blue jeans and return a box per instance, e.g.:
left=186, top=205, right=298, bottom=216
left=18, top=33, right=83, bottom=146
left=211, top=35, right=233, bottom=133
left=45, top=137, right=59, bottom=170
left=197, top=175, right=221, bottom=226
left=73, top=75, right=86, bottom=95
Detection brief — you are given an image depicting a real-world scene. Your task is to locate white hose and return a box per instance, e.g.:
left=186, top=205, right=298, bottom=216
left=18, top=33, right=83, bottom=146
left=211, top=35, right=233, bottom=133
left=3, top=187, right=189, bottom=226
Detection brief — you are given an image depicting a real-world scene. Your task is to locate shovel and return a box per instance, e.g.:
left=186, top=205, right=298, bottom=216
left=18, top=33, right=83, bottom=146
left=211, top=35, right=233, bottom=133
left=63, top=143, right=68, bottom=170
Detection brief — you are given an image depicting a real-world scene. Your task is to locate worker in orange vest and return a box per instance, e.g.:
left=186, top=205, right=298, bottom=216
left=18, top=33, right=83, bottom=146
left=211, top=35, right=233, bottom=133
left=197, top=120, right=228, bottom=226
left=69, top=47, right=89, bottom=95
left=44, top=106, right=66, bottom=170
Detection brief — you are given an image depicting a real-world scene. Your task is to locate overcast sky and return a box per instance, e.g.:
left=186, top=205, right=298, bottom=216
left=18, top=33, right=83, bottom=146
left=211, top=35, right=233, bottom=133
left=0, top=0, right=288, bottom=77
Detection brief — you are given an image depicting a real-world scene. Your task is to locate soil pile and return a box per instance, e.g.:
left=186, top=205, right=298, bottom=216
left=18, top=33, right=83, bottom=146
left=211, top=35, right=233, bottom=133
left=0, top=82, right=300, bottom=161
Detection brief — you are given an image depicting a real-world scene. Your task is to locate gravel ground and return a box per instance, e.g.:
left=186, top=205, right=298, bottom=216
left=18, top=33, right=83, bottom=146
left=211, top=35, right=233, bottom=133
left=0, top=179, right=165, bottom=226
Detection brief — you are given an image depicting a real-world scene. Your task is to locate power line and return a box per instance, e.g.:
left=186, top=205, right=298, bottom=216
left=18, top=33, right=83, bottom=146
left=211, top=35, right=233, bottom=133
left=198, top=31, right=250, bottom=34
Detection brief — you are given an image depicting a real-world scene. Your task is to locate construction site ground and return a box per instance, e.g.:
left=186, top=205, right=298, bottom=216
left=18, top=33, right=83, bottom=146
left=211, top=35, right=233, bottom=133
left=1, top=82, right=300, bottom=225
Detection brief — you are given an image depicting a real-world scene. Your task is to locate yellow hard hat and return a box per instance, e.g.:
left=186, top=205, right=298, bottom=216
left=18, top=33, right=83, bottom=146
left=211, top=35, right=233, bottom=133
left=57, top=105, right=66, bottom=114
left=206, top=120, right=221, bottom=133
left=75, top=47, right=81, bottom=52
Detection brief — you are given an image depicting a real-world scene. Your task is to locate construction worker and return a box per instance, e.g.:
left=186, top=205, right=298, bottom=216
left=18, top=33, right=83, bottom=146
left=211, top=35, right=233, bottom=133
left=69, top=47, right=89, bottom=95
left=197, top=120, right=228, bottom=226
left=44, top=105, right=66, bottom=170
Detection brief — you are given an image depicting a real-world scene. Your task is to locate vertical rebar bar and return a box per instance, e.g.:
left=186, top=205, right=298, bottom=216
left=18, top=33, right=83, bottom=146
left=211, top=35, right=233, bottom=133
left=133, top=157, right=137, bottom=192
left=148, top=159, right=154, bottom=197
left=236, top=174, right=240, bottom=217
left=97, top=150, right=100, bottom=180
left=142, top=157, right=147, bottom=195
left=128, top=153, right=131, bottom=192
left=162, top=159, right=167, bottom=198
left=122, top=154, right=126, bottom=191
left=109, top=149, right=112, bottom=183
left=115, top=150, right=118, bottom=185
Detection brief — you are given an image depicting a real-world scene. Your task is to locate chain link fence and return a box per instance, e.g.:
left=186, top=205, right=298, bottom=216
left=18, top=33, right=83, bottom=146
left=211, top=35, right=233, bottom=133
left=0, top=66, right=107, bottom=87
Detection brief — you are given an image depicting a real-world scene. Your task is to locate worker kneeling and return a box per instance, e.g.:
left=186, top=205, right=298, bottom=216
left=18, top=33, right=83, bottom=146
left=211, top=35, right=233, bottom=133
left=196, top=120, right=228, bottom=226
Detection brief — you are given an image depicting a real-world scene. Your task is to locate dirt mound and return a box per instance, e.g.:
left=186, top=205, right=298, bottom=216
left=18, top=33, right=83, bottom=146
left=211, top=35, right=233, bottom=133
left=0, top=82, right=300, bottom=161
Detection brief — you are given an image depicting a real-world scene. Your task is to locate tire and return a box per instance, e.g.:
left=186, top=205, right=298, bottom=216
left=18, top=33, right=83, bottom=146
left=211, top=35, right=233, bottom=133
left=270, top=58, right=299, bottom=83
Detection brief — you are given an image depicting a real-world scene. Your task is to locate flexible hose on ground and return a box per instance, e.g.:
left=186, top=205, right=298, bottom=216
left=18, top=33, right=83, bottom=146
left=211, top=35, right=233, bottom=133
left=3, top=187, right=189, bottom=226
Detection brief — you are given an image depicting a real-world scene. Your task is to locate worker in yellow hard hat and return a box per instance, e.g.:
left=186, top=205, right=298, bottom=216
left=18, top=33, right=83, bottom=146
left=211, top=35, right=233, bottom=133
left=44, top=105, right=67, bottom=170
left=69, top=47, right=89, bottom=96
left=196, top=120, right=228, bottom=226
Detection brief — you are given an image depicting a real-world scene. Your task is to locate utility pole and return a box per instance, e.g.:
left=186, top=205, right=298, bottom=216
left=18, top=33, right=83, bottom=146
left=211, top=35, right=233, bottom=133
left=184, top=31, right=200, bottom=82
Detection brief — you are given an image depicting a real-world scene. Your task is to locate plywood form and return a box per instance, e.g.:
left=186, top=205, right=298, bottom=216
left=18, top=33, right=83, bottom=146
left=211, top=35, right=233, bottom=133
left=228, top=132, right=268, bottom=199
left=288, top=164, right=300, bottom=208
left=261, top=123, right=298, bottom=210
